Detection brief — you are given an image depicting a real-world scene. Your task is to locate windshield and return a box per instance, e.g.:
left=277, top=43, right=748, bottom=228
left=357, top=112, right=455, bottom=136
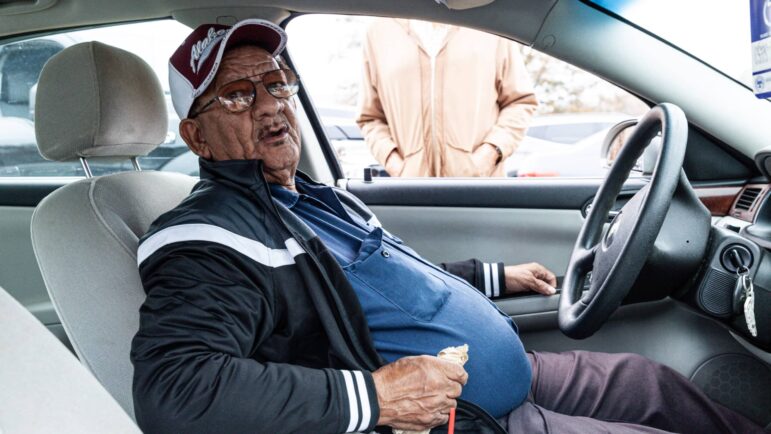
left=588, top=0, right=754, bottom=90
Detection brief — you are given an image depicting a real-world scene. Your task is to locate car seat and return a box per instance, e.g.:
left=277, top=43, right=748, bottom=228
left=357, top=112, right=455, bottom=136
left=30, top=41, right=198, bottom=418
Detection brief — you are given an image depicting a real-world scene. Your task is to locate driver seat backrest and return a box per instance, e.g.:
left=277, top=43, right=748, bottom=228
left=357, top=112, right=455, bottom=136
left=30, top=41, right=198, bottom=419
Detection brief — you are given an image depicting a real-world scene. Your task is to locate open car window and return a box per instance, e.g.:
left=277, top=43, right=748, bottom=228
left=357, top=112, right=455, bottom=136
left=0, top=20, right=193, bottom=177
left=286, top=14, right=649, bottom=179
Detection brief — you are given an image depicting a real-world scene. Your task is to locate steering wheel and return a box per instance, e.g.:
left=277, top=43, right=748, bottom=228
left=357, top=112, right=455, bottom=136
left=559, top=103, right=688, bottom=339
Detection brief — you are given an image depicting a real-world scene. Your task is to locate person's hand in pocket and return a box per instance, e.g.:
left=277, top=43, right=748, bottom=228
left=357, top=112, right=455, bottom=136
left=385, top=149, right=405, bottom=176
left=470, top=143, right=500, bottom=177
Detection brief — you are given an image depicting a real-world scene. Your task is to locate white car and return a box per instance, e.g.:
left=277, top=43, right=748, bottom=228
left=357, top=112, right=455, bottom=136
left=505, top=113, right=632, bottom=176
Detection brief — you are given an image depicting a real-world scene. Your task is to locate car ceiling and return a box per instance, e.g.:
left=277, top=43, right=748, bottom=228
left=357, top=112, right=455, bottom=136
left=2, top=0, right=771, bottom=164
left=0, top=0, right=556, bottom=44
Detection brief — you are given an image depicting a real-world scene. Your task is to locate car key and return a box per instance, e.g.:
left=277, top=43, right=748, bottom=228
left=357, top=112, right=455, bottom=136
left=735, top=267, right=758, bottom=337
left=733, top=266, right=749, bottom=313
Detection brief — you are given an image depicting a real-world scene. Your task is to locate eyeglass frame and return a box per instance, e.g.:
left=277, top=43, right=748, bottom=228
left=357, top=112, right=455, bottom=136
left=188, top=67, right=300, bottom=118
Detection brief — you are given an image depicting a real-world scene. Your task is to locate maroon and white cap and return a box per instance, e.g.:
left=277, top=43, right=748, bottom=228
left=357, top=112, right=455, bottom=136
left=168, top=18, right=287, bottom=119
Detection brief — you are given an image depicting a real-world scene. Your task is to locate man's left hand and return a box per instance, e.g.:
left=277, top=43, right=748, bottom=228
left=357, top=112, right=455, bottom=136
left=504, top=263, right=557, bottom=296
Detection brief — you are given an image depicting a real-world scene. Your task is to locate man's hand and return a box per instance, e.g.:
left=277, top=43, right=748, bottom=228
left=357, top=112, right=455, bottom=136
left=504, top=262, right=557, bottom=296
left=372, top=355, right=467, bottom=430
left=470, top=143, right=500, bottom=176
left=385, top=149, right=405, bottom=176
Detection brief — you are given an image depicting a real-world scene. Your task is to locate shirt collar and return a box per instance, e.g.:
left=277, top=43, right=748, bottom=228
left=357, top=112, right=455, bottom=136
left=269, top=180, right=301, bottom=208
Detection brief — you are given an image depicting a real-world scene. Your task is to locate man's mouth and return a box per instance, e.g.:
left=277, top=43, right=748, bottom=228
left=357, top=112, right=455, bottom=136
left=261, top=124, right=290, bottom=144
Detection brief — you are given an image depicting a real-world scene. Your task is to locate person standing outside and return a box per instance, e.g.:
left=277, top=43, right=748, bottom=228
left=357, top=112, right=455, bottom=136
left=357, top=18, right=538, bottom=177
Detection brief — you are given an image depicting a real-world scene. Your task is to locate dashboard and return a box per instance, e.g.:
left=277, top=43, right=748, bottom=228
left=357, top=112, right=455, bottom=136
left=694, top=183, right=771, bottom=355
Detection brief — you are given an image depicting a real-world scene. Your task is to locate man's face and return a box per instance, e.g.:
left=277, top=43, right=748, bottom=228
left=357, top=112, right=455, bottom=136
left=183, top=45, right=301, bottom=185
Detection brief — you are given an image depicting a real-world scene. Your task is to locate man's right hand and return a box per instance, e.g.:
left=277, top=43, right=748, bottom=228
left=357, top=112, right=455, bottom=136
left=372, top=355, right=468, bottom=430
left=384, top=149, right=405, bottom=176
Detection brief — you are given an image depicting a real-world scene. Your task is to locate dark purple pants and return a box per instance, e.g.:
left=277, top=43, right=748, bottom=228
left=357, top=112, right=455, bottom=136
left=499, top=351, right=766, bottom=433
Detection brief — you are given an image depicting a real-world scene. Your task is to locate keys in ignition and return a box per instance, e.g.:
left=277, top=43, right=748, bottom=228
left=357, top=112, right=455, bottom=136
left=735, top=267, right=757, bottom=337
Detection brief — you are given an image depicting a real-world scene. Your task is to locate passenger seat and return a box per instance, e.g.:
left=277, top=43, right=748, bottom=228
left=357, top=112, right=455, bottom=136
left=0, top=285, right=141, bottom=433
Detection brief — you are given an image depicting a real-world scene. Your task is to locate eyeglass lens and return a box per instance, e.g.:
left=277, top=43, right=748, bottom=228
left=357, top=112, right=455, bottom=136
left=216, top=69, right=299, bottom=113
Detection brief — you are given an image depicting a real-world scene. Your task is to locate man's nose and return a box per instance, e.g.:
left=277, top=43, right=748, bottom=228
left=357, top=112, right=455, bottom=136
left=251, top=85, right=284, bottom=119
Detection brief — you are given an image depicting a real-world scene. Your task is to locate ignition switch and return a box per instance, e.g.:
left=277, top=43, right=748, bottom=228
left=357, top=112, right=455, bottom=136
left=720, top=244, right=753, bottom=273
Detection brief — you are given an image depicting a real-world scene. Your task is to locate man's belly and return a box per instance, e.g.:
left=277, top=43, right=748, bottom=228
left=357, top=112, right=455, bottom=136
left=349, top=259, right=532, bottom=418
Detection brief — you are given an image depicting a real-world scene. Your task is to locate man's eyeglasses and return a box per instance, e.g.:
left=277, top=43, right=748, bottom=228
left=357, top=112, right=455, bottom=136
left=189, top=68, right=300, bottom=118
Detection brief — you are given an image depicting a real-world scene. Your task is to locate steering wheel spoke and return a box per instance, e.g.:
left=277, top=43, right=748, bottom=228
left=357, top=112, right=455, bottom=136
left=573, top=245, right=598, bottom=271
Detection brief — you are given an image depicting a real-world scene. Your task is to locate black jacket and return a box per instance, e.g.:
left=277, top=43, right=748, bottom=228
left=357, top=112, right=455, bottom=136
left=131, top=158, right=508, bottom=434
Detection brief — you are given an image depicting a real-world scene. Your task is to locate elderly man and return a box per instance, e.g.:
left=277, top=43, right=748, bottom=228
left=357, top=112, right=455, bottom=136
left=131, top=19, right=765, bottom=434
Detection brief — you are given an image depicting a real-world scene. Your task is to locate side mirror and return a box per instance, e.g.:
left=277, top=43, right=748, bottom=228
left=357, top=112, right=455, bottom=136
left=601, top=119, right=661, bottom=176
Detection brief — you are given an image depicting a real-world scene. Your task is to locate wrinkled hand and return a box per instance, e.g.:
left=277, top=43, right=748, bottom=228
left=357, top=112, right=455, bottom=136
left=470, top=143, right=499, bottom=177
left=385, top=150, right=405, bottom=177
left=504, top=262, right=557, bottom=295
left=372, top=355, right=467, bottom=431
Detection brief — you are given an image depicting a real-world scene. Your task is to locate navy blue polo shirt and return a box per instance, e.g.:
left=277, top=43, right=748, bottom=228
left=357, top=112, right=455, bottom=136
left=270, top=179, right=531, bottom=418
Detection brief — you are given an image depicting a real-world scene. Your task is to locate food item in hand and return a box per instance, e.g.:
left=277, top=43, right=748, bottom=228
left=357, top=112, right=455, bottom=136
left=393, top=344, right=469, bottom=434
left=438, top=344, right=469, bottom=366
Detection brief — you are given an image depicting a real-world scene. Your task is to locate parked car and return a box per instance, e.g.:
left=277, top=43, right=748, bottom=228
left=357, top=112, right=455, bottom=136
left=505, top=113, right=632, bottom=176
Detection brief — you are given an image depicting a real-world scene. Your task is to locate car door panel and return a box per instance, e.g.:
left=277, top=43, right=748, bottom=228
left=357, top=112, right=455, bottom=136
left=0, top=179, right=79, bottom=349
left=0, top=178, right=66, bottom=206
left=370, top=205, right=582, bottom=275
left=0, top=205, right=62, bottom=335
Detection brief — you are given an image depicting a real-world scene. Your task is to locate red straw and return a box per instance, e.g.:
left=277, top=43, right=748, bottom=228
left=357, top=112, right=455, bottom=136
left=448, top=407, right=456, bottom=434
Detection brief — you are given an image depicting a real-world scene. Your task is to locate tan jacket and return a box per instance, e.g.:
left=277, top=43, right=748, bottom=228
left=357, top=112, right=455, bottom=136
left=357, top=19, right=538, bottom=177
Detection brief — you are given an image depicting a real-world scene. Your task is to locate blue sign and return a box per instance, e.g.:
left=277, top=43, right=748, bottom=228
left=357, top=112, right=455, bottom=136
left=751, top=0, right=771, bottom=98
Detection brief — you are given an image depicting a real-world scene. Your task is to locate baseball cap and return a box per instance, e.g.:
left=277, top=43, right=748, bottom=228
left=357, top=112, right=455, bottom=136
left=168, top=18, right=287, bottom=119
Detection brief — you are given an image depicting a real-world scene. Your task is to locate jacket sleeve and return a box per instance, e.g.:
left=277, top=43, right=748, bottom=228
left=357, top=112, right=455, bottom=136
left=356, top=28, right=400, bottom=166
left=439, top=259, right=507, bottom=299
left=482, top=40, right=539, bottom=159
left=130, top=243, right=379, bottom=434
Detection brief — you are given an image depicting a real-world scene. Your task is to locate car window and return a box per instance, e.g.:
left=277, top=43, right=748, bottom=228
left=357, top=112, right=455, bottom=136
left=286, top=15, right=649, bottom=179
left=0, top=20, right=197, bottom=177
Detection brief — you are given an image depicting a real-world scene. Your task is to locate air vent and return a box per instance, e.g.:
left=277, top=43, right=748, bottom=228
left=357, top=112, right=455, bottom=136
left=736, top=188, right=762, bottom=211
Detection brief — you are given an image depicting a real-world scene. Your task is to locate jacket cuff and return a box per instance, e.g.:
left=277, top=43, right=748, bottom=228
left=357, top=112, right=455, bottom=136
left=337, top=370, right=379, bottom=433
left=482, top=262, right=506, bottom=298
left=372, top=138, right=399, bottom=166
left=482, top=129, right=515, bottom=158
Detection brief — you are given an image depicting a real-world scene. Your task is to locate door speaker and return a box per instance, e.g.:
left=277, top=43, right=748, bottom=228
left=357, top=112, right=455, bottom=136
left=691, top=353, right=771, bottom=427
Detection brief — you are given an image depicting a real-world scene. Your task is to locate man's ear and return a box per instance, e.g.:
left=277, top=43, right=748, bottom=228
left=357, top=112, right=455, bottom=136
left=179, top=118, right=212, bottom=159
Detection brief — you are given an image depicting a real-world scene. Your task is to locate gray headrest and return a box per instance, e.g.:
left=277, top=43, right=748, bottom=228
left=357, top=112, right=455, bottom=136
left=35, top=41, right=167, bottom=161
